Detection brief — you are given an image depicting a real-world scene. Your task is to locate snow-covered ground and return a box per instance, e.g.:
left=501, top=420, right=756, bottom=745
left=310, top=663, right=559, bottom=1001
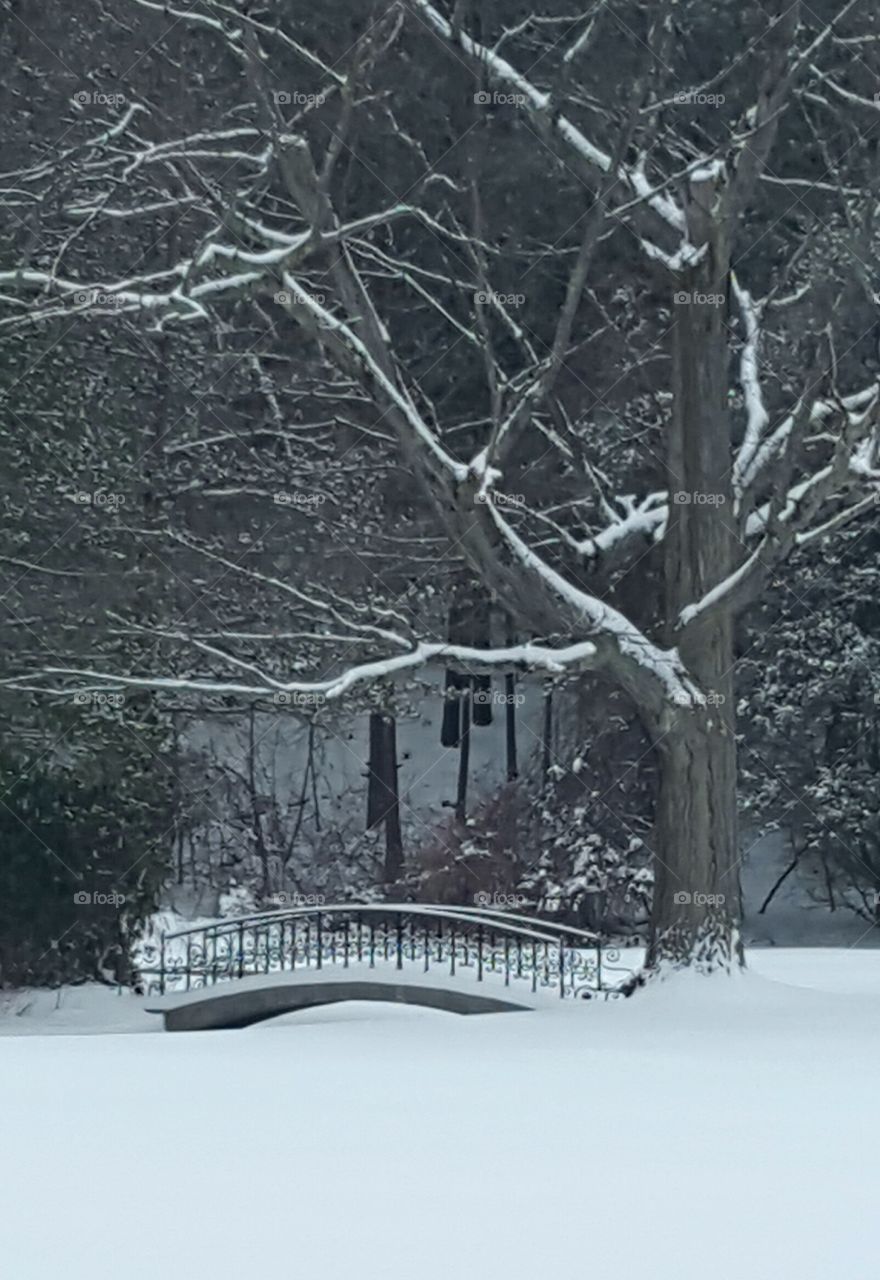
left=1, top=950, right=877, bottom=1279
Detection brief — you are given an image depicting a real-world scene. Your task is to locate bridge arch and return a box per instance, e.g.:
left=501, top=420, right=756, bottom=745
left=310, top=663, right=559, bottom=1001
left=147, top=972, right=537, bottom=1031
left=139, top=903, right=628, bottom=1029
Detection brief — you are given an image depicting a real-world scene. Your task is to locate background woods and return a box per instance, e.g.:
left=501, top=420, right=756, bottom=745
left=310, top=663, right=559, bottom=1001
left=1, top=0, right=879, bottom=982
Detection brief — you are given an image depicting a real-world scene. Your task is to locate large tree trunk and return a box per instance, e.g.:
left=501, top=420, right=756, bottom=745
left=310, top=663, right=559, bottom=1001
left=648, top=704, right=741, bottom=970
left=646, top=167, right=744, bottom=974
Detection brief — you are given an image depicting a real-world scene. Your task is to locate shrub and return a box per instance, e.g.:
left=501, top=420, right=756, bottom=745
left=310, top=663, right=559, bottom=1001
left=0, top=717, right=174, bottom=987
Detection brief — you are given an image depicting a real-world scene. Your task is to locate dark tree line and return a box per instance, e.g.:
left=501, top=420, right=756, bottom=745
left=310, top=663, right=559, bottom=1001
left=1, top=0, right=879, bottom=981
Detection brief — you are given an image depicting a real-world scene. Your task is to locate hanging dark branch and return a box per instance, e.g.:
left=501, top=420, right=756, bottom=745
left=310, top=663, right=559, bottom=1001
left=541, top=687, right=554, bottom=786
left=455, top=694, right=471, bottom=822
left=441, top=579, right=493, bottom=745
left=367, top=710, right=404, bottom=881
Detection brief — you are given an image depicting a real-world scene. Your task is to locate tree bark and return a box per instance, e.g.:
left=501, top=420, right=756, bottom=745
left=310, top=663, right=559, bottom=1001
left=646, top=167, right=743, bottom=973
left=648, top=705, right=741, bottom=970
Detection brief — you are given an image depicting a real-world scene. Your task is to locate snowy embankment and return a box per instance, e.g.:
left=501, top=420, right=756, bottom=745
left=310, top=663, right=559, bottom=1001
left=0, top=951, right=877, bottom=1280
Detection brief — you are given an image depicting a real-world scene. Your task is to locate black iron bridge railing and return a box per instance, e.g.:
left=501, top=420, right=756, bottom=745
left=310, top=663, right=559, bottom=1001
left=137, top=903, right=631, bottom=1000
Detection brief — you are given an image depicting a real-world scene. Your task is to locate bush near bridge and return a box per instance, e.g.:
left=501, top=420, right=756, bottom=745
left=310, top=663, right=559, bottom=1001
left=0, top=707, right=174, bottom=988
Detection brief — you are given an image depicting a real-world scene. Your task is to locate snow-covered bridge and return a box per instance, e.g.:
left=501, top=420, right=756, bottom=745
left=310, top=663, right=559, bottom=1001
left=141, top=903, right=626, bottom=1031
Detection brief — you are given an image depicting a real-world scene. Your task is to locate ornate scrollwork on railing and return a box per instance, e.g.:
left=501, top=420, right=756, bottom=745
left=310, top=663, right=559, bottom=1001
left=139, top=903, right=635, bottom=1000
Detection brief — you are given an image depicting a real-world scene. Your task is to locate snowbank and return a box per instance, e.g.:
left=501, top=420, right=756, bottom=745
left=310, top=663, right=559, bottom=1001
left=1, top=951, right=878, bottom=1279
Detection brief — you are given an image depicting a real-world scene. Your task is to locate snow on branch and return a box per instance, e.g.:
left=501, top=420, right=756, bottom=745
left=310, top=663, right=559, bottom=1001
left=484, top=501, right=699, bottom=705
left=157, top=532, right=414, bottom=651
left=812, top=73, right=880, bottom=115
left=409, top=0, right=686, bottom=244
left=278, top=271, right=468, bottom=483
left=739, top=383, right=879, bottom=496
left=126, top=0, right=238, bottom=42
left=0, top=265, right=264, bottom=328
left=574, top=494, right=667, bottom=560
left=23, top=641, right=602, bottom=705
left=204, top=0, right=346, bottom=83
left=677, top=544, right=767, bottom=630
left=796, top=493, right=880, bottom=545
left=124, top=0, right=346, bottom=84
left=683, top=385, right=880, bottom=628
left=731, top=276, right=770, bottom=503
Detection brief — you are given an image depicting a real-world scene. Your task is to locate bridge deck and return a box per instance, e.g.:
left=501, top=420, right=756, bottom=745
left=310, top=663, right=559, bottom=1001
left=145, top=963, right=563, bottom=1031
